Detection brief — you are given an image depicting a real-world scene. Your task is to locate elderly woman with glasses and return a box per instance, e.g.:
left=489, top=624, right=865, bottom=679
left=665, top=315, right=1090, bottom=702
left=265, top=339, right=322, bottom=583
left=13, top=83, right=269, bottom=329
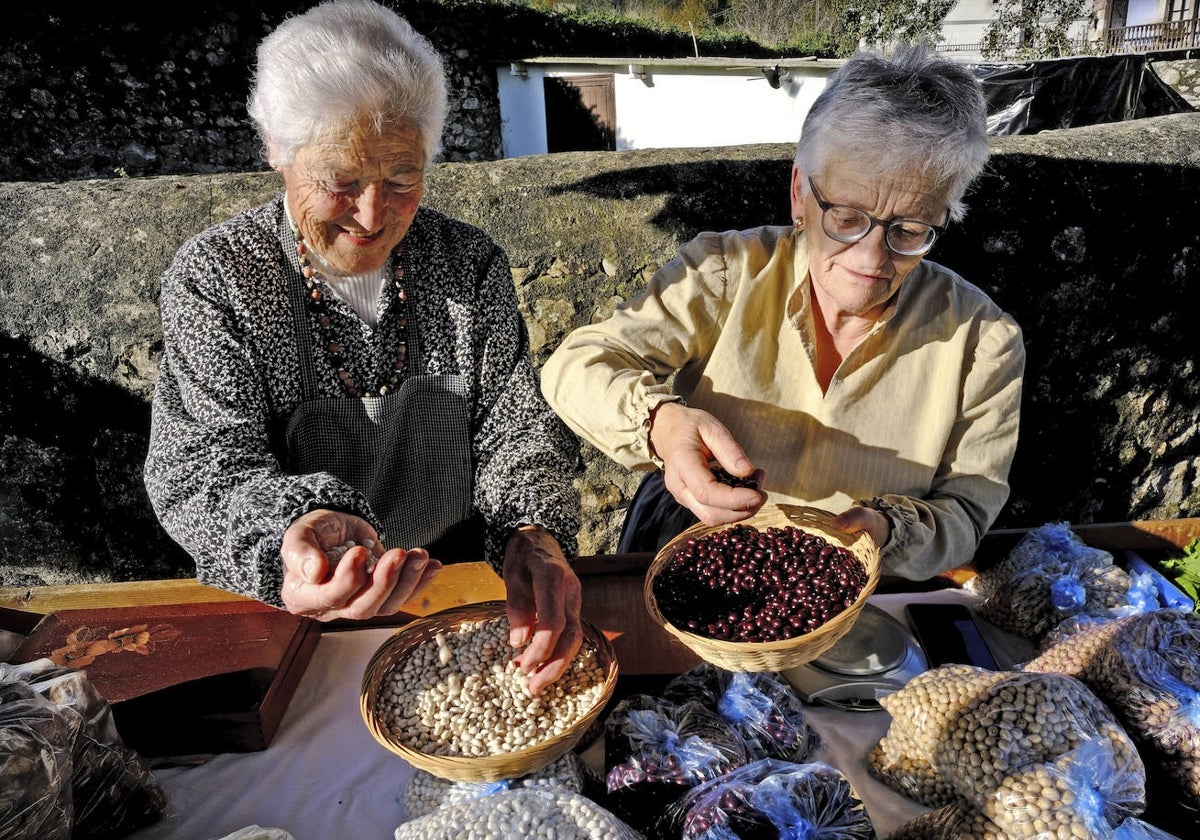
left=144, top=0, right=581, bottom=692
left=541, top=45, right=1025, bottom=581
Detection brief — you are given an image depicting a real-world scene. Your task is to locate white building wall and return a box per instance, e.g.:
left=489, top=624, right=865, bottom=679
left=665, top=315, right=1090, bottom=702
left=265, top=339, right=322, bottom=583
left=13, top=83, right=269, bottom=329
left=612, top=67, right=828, bottom=151
left=941, top=0, right=998, bottom=50
left=496, top=62, right=833, bottom=158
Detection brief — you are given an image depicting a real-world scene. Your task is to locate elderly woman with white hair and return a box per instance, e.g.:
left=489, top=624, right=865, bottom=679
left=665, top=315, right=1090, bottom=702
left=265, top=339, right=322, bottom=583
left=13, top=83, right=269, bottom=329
left=542, top=46, right=1026, bottom=580
left=144, top=0, right=582, bottom=692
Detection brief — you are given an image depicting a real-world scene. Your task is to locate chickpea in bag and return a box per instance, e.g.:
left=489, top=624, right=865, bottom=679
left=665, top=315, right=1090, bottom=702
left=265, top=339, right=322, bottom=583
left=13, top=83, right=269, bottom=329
left=870, top=664, right=1147, bottom=835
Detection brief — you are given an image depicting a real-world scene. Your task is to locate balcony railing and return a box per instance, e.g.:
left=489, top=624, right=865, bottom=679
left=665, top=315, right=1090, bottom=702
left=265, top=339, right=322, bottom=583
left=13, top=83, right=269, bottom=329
left=938, top=19, right=1200, bottom=59
left=1107, top=20, right=1200, bottom=53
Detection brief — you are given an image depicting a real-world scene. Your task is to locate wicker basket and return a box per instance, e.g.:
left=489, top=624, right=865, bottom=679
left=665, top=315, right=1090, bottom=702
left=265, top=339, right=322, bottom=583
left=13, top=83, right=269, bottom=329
left=644, top=503, right=881, bottom=672
left=360, top=601, right=618, bottom=782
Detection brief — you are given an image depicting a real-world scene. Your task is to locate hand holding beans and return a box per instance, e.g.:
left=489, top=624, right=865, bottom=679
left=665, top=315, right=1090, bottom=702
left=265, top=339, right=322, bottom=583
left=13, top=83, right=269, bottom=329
left=280, top=508, right=441, bottom=622
left=648, top=401, right=766, bottom=526
left=502, top=524, right=583, bottom=694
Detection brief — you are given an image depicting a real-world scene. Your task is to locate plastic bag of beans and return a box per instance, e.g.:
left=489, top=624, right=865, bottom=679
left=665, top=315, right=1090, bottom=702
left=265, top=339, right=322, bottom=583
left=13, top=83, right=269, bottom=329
left=663, top=664, right=820, bottom=762
left=604, top=695, right=750, bottom=836
left=869, top=664, right=1008, bottom=807
left=0, top=680, right=73, bottom=840
left=971, top=735, right=1147, bottom=839
left=402, top=751, right=595, bottom=819
left=890, top=797, right=1181, bottom=840
left=392, top=786, right=645, bottom=839
left=978, top=552, right=1152, bottom=642
left=1080, top=610, right=1200, bottom=815
left=1022, top=613, right=1135, bottom=677
left=663, top=758, right=875, bottom=840
left=870, top=664, right=1146, bottom=826
left=0, top=660, right=167, bottom=840
left=966, top=522, right=1113, bottom=601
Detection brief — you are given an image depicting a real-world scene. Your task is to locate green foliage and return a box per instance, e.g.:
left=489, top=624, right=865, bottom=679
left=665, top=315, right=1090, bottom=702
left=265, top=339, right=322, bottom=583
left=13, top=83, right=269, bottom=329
left=1160, top=538, right=1200, bottom=614
left=838, top=0, right=956, bottom=51
left=981, top=0, right=1090, bottom=60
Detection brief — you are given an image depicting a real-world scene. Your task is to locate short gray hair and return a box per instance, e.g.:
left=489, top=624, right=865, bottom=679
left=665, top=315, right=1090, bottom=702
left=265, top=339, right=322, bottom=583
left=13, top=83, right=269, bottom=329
left=795, top=44, right=988, bottom=222
left=248, top=0, right=447, bottom=168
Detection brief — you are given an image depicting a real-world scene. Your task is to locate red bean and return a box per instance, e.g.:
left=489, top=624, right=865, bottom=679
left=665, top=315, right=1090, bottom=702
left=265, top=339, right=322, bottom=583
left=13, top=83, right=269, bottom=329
left=653, top=524, right=866, bottom=642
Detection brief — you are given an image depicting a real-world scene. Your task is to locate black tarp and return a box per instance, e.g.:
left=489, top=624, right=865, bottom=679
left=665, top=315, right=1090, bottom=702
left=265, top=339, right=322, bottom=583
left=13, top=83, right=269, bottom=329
left=966, top=53, right=1197, bottom=135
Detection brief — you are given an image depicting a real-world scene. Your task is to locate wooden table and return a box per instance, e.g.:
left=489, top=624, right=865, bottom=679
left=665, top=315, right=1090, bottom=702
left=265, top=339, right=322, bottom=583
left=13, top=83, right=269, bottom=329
left=3, top=516, right=1196, bottom=675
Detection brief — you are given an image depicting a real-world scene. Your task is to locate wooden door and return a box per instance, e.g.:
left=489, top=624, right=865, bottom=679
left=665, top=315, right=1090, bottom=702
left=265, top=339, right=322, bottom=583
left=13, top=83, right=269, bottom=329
left=544, top=73, right=616, bottom=152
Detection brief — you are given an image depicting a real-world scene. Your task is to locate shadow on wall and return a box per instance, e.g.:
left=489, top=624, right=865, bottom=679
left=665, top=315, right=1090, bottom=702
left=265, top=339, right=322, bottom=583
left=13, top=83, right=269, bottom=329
left=0, top=334, right=193, bottom=585
left=919, top=153, right=1198, bottom=526
left=548, top=157, right=795, bottom=241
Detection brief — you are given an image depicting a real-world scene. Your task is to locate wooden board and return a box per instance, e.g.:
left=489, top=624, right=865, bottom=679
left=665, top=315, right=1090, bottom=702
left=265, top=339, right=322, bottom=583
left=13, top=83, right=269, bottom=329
left=6, top=600, right=320, bottom=756
left=4, top=517, right=1198, bottom=682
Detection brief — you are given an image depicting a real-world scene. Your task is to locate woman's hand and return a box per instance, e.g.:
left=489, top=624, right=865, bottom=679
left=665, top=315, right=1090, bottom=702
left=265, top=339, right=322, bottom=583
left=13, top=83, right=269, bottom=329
left=649, top=401, right=766, bottom=525
left=834, top=505, right=891, bottom=550
left=502, top=524, right=583, bottom=695
left=280, top=509, right=441, bottom=622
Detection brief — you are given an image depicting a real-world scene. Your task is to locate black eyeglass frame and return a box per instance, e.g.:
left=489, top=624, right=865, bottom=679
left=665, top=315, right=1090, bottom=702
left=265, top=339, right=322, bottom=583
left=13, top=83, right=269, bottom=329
left=807, top=177, right=947, bottom=256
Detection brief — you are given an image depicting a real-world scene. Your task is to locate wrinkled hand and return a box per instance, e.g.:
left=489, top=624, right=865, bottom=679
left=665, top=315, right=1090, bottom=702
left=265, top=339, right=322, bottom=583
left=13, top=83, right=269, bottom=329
left=280, top=509, right=441, bottom=622
left=833, top=505, right=891, bottom=550
left=502, top=524, right=582, bottom=695
left=648, top=401, right=766, bottom=525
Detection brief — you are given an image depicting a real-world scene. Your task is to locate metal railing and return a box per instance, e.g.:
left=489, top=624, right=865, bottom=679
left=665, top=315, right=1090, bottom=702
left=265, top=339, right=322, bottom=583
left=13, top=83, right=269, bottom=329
left=937, top=20, right=1200, bottom=59
left=1106, top=19, right=1200, bottom=53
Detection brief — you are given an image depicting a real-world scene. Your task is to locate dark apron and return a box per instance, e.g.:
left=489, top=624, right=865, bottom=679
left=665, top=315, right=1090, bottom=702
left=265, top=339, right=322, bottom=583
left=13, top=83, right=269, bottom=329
left=617, top=470, right=700, bottom=554
left=281, top=247, right=479, bottom=555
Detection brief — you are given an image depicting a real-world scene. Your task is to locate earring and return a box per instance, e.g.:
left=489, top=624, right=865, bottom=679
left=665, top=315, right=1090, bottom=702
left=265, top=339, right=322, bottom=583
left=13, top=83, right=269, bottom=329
left=792, top=216, right=805, bottom=231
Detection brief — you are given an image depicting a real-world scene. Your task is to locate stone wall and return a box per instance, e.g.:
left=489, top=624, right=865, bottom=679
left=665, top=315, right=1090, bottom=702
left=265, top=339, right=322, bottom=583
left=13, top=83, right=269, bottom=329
left=6, top=7, right=1198, bottom=183
left=3, top=2, right=785, bottom=183
left=1, top=113, right=1198, bottom=587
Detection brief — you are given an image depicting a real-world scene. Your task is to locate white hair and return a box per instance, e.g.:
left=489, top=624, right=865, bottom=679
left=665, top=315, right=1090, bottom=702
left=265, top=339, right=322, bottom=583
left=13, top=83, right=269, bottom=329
left=247, top=0, right=447, bottom=168
left=795, top=44, right=989, bottom=222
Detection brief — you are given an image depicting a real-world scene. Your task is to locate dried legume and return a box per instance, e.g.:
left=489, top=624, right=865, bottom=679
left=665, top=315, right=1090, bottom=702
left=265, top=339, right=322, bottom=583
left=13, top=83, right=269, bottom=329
left=393, top=787, right=644, bottom=839
left=375, top=616, right=606, bottom=758
left=653, top=524, right=867, bottom=642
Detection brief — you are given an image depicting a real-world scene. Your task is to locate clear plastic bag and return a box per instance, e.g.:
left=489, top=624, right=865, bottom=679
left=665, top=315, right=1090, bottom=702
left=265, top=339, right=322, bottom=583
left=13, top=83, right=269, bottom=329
left=978, top=550, right=1147, bottom=642
left=664, top=758, right=875, bottom=840
left=966, top=522, right=1112, bottom=601
left=402, top=750, right=594, bottom=819
left=0, top=659, right=167, bottom=838
left=869, top=664, right=1007, bottom=807
left=604, top=695, right=750, bottom=836
left=663, top=664, right=819, bottom=762
left=1087, top=610, right=1200, bottom=814
left=870, top=664, right=1146, bottom=832
left=0, top=680, right=73, bottom=840
left=889, top=798, right=1182, bottom=840
left=1028, top=612, right=1131, bottom=675
left=392, top=787, right=644, bottom=839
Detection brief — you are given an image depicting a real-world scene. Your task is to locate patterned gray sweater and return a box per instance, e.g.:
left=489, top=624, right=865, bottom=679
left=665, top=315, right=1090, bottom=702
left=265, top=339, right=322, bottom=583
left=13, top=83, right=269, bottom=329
left=144, top=196, right=580, bottom=606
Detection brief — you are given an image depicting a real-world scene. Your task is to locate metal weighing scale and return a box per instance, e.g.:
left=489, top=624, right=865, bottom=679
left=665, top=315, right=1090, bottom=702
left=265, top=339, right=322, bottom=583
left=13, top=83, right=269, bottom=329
left=781, top=603, right=928, bottom=711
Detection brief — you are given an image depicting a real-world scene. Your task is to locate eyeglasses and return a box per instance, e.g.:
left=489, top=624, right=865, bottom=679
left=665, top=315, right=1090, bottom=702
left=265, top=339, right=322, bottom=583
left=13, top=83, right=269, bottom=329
left=808, top=177, right=946, bottom=257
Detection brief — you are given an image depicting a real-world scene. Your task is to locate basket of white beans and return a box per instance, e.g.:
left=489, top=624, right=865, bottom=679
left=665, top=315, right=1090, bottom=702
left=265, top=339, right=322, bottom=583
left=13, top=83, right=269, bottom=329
left=360, top=601, right=618, bottom=782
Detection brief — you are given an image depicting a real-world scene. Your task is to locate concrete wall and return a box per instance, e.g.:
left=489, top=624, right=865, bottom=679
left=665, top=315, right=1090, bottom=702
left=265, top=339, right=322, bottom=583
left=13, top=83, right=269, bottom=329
left=1, top=114, right=1199, bottom=587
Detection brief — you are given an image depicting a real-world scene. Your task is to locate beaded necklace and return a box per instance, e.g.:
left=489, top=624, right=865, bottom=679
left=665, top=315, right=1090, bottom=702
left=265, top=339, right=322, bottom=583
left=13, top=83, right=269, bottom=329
left=294, top=228, right=409, bottom=398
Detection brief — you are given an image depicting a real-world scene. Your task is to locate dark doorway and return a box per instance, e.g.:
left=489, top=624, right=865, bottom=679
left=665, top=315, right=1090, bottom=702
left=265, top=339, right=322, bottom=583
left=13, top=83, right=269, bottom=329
left=544, top=74, right=616, bottom=152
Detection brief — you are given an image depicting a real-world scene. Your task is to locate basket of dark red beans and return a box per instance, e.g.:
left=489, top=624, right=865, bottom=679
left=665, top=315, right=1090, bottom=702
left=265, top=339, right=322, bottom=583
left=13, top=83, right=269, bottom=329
left=644, top=503, right=881, bottom=672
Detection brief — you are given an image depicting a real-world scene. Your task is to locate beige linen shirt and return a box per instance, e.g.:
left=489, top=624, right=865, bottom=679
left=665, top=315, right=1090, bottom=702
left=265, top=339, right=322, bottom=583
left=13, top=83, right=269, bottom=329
left=541, top=225, right=1025, bottom=579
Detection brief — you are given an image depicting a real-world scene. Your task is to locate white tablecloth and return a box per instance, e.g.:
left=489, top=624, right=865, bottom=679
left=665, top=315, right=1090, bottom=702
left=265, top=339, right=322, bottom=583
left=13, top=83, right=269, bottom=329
left=128, top=589, right=1031, bottom=840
